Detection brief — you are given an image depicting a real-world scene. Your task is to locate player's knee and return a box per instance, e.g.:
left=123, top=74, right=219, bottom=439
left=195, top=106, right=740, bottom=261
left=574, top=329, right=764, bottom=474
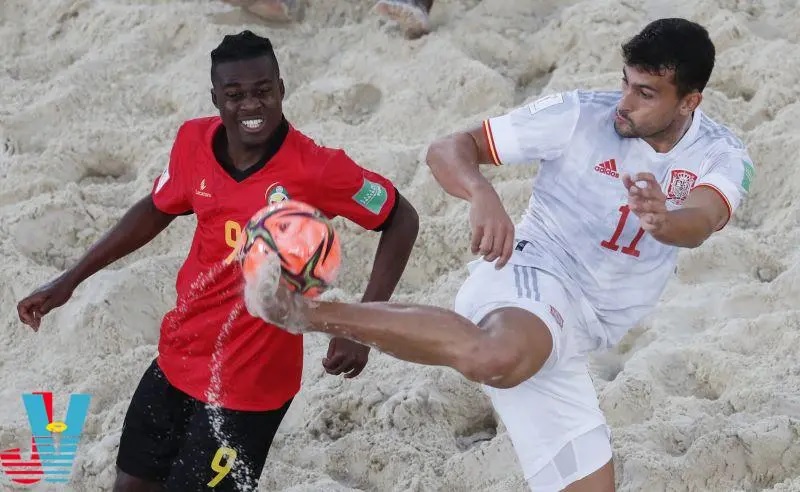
left=479, top=348, right=529, bottom=389
left=454, top=336, right=525, bottom=388
left=456, top=308, right=552, bottom=388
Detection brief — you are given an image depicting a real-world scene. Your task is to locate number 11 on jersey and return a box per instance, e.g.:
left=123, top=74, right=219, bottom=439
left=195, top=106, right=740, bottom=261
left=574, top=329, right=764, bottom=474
left=601, top=205, right=645, bottom=257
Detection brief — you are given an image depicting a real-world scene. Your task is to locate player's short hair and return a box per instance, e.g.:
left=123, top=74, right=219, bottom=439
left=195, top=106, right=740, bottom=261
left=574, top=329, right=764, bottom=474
left=622, top=18, right=715, bottom=96
left=210, top=30, right=279, bottom=80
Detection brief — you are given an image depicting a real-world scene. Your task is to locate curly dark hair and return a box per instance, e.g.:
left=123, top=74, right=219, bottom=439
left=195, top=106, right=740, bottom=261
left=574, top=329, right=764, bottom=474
left=210, top=30, right=279, bottom=79
left=622, top=18, right=715, bottom=96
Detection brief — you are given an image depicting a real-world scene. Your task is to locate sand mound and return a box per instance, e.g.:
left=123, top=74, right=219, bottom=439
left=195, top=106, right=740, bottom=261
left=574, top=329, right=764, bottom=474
left=2, top=0, right=799, bottom=490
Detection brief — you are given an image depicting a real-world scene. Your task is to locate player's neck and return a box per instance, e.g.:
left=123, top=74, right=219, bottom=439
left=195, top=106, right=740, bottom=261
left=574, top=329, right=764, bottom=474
left=218, top=118, right=288, bottom=171
left=642, top=112, right=693, bottom=154
left=227, top=140, right=268, bottom=171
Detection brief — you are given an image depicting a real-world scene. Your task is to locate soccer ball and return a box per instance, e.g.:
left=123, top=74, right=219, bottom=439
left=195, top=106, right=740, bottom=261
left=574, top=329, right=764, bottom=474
left=238, top=200, right=341, bottom=298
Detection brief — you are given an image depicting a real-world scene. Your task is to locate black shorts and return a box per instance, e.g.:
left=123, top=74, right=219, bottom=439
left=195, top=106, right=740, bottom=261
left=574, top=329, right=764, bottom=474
left=116, top=359, right=291, bottom=491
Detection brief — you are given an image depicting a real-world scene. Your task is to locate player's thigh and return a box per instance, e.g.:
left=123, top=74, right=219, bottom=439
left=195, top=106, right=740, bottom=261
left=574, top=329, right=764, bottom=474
left=116, top=359, right=194, bottom=485
left=563, top=457, right=615, bottom=492
left=471, top=306, right=554, bottom=387
left=488, top=354, right=611, bottom=491
left=525, top=422, right=614, bottom=492
left=164, top=398, right=292, bottom=492
left=455, top=259, right=612, bottom=490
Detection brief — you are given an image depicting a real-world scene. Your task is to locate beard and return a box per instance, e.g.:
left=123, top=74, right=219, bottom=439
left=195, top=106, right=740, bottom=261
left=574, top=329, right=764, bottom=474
left=613, top=112, right=640, bottom=138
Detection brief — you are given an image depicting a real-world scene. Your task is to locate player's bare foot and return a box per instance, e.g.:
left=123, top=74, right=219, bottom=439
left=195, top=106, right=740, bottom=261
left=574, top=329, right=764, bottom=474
left=373, top=0, right=433, bottom=38
left=222, top=0, right=296, bottom=23
left=243, top=254, right=312, bottom=333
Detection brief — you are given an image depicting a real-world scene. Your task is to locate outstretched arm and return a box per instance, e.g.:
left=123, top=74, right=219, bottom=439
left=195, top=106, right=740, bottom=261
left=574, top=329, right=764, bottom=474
left=322, top=193, right=419, bottom=377
left=654, top=187, right=728, bottom=247
left=626, top=148, right=753, bottom=248
left=63, top=195, right=178, bottom=286
left=359, top=193, right=419, bottom=303
left=625, top=172, right=731, bottom=248
left=426, top=126, right=516, bottom=268
left=427, top=92, right=581, bottom=266
left=425, top=126, right=498, bottom=201
left=17, top=195, right=178, bottom=329
left=311, top=150, right=420, bottom=377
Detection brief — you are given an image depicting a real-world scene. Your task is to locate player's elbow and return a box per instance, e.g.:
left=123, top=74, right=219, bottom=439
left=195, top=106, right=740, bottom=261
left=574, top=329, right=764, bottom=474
left=424, top=135, right=450, bottom=172
left=658, top=208, right=718, bottom=249
left=689, top=212, right=718, bottom=247
left=386, top=193, right=419, bottom=239
left=684, top=235, right=708, bottom=249
left=685, top=221, right=717, bottom=248
left=425, top=132, right=472, bottom=170
left=654, top=231, right=706, bottom=249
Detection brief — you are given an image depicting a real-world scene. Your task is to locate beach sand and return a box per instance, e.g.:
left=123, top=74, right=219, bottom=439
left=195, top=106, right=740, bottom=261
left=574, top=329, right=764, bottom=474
left=1, top=0, right=799, bottom=490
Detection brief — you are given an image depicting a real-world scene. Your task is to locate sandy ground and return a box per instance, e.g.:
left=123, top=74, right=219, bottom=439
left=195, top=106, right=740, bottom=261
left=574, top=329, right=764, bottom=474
left=1, top=0, right=800, bottom=490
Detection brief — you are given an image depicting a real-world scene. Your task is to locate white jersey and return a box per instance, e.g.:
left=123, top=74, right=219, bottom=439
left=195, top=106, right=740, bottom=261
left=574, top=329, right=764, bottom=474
left=483, top=90, right=754, bottom=349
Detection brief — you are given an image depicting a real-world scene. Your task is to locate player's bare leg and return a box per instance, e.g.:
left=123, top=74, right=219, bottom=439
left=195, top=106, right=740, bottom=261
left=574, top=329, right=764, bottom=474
left=564, top=460, right=615, bottom=492
left=222, top=0, right=297, bottom=22
left=250, top=274, right=553, bottom=388
left=113, top=469, right=163, bottom=492
left=373, top=0, right=434, bottom=38
left=304, top=302, right=615, bottom=490
left=248, top=269, right=615, bottom=490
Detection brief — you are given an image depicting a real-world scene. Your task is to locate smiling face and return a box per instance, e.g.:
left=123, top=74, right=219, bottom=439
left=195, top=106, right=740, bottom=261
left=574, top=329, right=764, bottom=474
left=211, top=55, right=285, bottom=149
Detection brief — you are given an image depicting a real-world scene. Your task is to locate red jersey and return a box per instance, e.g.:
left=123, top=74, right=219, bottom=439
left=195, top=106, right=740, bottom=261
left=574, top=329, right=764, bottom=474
left=150, top=116, right=397, bottom=411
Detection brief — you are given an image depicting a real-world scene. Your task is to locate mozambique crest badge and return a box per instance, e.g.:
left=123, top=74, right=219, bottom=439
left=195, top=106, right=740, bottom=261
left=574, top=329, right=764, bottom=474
left=666, top=169, right=698, bottom=204
left=265, top=182, right=290, bottom=204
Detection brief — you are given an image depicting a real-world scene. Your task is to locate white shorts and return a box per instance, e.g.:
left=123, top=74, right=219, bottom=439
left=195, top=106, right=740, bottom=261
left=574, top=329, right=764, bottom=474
left=453, top=255, right=612, bottom=490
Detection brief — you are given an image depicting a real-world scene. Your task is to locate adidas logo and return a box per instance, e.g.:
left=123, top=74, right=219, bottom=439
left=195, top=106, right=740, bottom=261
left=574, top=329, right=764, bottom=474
left=594, top=158, right=619, bottom=178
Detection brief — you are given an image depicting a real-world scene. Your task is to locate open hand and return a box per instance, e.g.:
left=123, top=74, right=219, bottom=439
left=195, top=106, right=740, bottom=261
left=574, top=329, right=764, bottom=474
left=469, top=187, right=515, bottom=269
left=623, top=172, right=668, bottom=232
left=323, top=337, right=370, bottom=378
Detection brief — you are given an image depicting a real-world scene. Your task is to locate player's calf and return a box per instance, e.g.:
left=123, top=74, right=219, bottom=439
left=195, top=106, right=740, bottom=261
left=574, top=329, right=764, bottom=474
left=455, top=307, right=554, bottom=389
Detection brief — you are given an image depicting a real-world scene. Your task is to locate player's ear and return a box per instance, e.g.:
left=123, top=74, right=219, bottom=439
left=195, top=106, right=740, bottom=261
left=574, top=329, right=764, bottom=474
left=211, top=89, right=219, bottom=110
left=680, top=91, right=702, bottom=116
left=279, top=79, right=285, bottom=99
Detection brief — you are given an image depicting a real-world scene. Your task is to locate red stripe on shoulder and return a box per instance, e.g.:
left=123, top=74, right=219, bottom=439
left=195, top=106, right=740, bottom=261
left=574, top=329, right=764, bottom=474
left=482, top=120, right=501, bottom=166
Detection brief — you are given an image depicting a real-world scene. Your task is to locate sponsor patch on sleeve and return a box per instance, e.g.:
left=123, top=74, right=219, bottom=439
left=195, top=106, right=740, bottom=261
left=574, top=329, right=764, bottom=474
left=352, top=178, right=388, bottom=214
left=527, top=93, right=564, bottom=115
left=741, top=159, right=754, bottom=192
